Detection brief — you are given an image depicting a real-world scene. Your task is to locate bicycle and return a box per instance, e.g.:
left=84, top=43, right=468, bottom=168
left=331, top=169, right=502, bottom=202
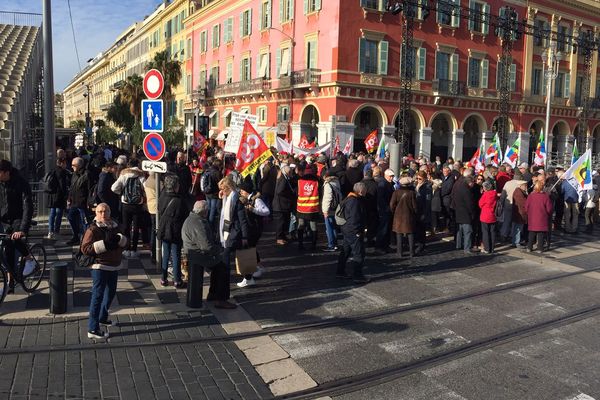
left=0, top=233, right=47, bottom=305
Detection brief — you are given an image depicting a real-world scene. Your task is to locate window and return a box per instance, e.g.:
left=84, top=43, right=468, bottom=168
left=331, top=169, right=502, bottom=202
left=468, top=1, right=489, bottom=34
left=277, top=105, right=290, bottom=122
left=210, top=110, right=219, bottom=128
left=532, top=68, right=542, bottom=95
left=555, top=73, right=564, bottom=98
left=533, top=19, right=549, bottom=47
left=226, top=60, right=233, bottom=83
left=199, top=66, right=207, bottom=89
left=258, top=106, right=267, bottom=123
left=468, top=57, right=489, bottom=88
left=259, top=0, right=272, bottom=29
left=186, top=38, right=192, bottom=59
left=278, top=46, right=292, bottom=77
left=280, top=0, right=295, bottom=23
left=258, top=52, right=270, bottom=78
left=240, top=9, right=252, bottom=37
left=186, top=74, right=192, bottom=95
left=209, top=65, right=219, bottom=88
left=437, top=0, right=460, bottom=27
left=401, top=45, right=416, bottom=79
left=241, top=56, right=251, bottom=81
left=306, top=37, right=317, bottom=69
left=224, top=17, right=234, bottom=44
left=304, top=0, right=322, bottom=14
left=557, top=25, right=571, bottom=53
left=575, top=75, right=583, bottom=106
left=200, top=30, right=208, bottom=53
left=360, top=0, right=380, bottom=10
left=496, top=62, right=517, bottom=91
left=212, top=24, right=220, bottom=48
left=498, top=7, right=519, bottom=40
left=359, top=38, right=388, bottom=75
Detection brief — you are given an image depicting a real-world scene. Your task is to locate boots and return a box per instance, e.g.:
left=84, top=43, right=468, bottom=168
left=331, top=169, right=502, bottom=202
left=310, top=229, right=317, bottom=251
left=408, top=234, right=415, bottom=258
left=297, top=228, right=304, bottom=250
left=396, top=233, right=404, bottom=257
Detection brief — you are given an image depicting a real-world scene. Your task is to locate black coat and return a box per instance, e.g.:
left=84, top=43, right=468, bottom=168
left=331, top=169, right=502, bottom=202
left=441, top=175, right=455, bottom=209
left=377, top=179, right=394, bottom=216
left=68, top=170, right=91, bottom=209
left=221, top=191, right=249, bottom=249
left=47, top=167, right=69, bottom=209
left=259, top=163, right=278, bottom=198
left=97, top=171, right=119, bottom=214
left=341, top=194, right=365, bottom=236
left=451, top=181, right=475, bottom=224
left=157, top=192, right=187, bottom=245
left=273, top=174, right=296, bottom=213
left=361, top=177, right=378, bottom=215
left=0, top=168, right=33, bottom=234
left=344, top=167, right=363, bottom=195
left=415, top=182, right=432, bottom=225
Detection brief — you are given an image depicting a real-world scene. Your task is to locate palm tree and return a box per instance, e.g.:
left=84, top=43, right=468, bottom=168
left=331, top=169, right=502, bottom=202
left=120, top=74, right=145, bottom=122
left=146, top=50, right=182, bottom=105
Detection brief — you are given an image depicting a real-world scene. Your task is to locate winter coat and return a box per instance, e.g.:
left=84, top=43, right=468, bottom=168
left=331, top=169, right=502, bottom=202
left=273, top=173, right=296, bottom=213
left=441, top=174, right=455, bottom=209
left=512, top=188, right=528, bottom=225
left=243, top=193, right=269, bottom=247
left=431, top=180, right=442, bottom=213
left=259, top=163, right=278, bottom=198
left=340, top=193, right=365, bottom=236
left=47, top=167, right=69, bottom=209
left=143, top=174, right=160, bottom=214
left=526, top=192, right=553, bottom=232
left=182, top=212, right=222, bottom=268
left=81, top=220, right=127, bottom=271
left=68, top=169, right=91, bottom=209
left=415, top=182, right=432, bottom=225
left=451, top=180, right=475, bottom=225
left=111, top=167, right=146, bottom=205
left=561, top=180, right=579, bottom=204
left=219, top=191, right=249, bottom=249
left=344, top=167, right=363, bottom=195
left=169, top=162, right=193, bottom=196
left=390, top=186, right=417, bottom=234
left=478, top=190, right=497, bottom=224
left=377, top=179, right=395, bottom=216
left=0, top=168, right=33, bottom=233
left=496, top=171, right=512, bottom=193
left=322, top=176, right=342, bottom=216
left=361, top=176, right=378, bottom=216
left=157, top=192, right=187, bottom=245
left=97, top=171, right=119, bottom=214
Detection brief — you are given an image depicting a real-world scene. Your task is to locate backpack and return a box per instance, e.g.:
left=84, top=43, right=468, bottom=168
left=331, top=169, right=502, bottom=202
left=42, top=171, right=58, bottom=194
left=327, top=182, right=340, bottom=212
left=494, top=192, right=506, bottom=222
left=123, top=176, right=144, bottom=204
left=75, top=249, right=96, bottom=268
left=201, top=171, right=217, bottom=195
left=88, top=183, right=99, bottom=207
left=334, top=197, right=348, bottom=226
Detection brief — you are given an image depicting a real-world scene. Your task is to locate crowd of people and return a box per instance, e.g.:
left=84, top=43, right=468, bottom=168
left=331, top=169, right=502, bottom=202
left=2, top=138, right=599, bottom=339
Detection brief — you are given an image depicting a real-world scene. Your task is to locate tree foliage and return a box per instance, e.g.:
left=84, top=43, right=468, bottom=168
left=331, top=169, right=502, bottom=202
left=106, top=93, right=135, bottom=132
left=164, top=118, right=185, bottom=149
left=94, top=119, right=106, bottom=128
left=95, top=126, right=118, bottom=144
left=120, top=74, right=145, bottom=121
left=69, top=119, right=85, bottom=130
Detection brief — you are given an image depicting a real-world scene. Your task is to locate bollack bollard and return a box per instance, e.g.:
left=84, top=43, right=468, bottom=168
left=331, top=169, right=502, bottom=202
left=186, top=258, right=204, bottom=309
left=49, top=262, right=68, bottom=314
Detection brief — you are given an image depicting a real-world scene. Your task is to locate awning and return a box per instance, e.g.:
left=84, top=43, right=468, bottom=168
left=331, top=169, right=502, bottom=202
left=240, top=108, right=249, bottom=114
left=216, top=132, right=226, bottom=141
left=222, top=109, right=233, bottom=118
left=280, top=48, right=290, bottom=76
left=198, top=111, right=205, bottom=116
left=259, top=53, right=269, bottom=78
left=209, top=110, right=218, bottom=118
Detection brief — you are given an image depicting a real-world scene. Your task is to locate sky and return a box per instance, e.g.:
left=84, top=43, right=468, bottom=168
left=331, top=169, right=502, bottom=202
left=3, top=0, right=163, bottom=91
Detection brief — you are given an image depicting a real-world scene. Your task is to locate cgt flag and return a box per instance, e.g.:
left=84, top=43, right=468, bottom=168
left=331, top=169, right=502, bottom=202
left=364, top=130, right=379, bottom=153
left=299, top=134, right=315, bottom=149
left=236, top=120, right=273, bottom=178
left=192, top=130, right=208, bottom=154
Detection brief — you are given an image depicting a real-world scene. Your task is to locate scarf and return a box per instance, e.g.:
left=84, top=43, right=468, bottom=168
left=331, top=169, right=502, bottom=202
left=220, top=191, right=234, bottom=246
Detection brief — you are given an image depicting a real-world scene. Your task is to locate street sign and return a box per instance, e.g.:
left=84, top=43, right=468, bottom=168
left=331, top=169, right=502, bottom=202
left=142, top=99, right=164, bottom=133
left=142, top=160, right=167, bottom=173
left=143, top=69, right=164, bottom=99
left=143, top=133, right=166, bottom=161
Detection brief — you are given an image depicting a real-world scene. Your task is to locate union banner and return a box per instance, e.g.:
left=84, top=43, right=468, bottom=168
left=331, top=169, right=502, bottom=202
left=236, top=120, right=273, bottom=178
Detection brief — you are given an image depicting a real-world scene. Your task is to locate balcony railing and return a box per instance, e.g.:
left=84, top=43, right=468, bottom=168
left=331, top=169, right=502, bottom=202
left=433, top=79, right=467, bottom=96
left=111, top=80, right=125, bottom=91
left=214, top=78, right=271, bottom=97
left=280, top=69, right=322, bottom=88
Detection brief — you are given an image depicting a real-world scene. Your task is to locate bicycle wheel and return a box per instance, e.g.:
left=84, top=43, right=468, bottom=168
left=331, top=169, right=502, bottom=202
left=0, top=266, right=7, bottom=305
left=21, top=243, right=46, bottom=293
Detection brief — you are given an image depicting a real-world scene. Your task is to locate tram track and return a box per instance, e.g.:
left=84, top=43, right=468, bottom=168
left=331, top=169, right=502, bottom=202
left=0, top=263, right=598, bottom=356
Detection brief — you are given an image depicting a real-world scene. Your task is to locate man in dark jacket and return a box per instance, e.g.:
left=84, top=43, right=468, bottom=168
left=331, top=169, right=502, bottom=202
left=46, top=158, right=69, bottom=239
left=67, top=157, right=91, bottom=245
left=343, top=159, right=363, bottom=195
left=337, top=182, right=369, bottom=284
left=375, top=169, right=395, bottom=252
left=202, top=158, right=223, bottom=231
left=451, top=176, right=477, bottom=253
left=361, top=169, right=378, bottom=246
left=258, top=159, right=278, bottom=213
left=272, top=165, right=296, bottom=244
left=440, top=166, right=455, bottom=231
left=97, top=162, right=119, bottom=223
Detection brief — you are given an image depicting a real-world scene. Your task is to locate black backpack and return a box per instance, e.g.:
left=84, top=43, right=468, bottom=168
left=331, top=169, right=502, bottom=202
left=42, top=171, right=58, bottom=194
left=201, top=171, right=217, bottom=195
left=495, top=192, right=506, bottom=222
left=123, top=177, right=144, bottom=204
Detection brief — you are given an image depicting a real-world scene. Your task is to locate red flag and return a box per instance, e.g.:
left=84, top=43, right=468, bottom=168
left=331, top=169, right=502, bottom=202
left=331, top=136, right=340, bottom=157
left=192, top=130, right=208, bottom=154
left=364, top=130, right=379, bottom=153
left=236, top=120, right=273, bottom=178
left=342, top=137, right=352, bottom=155
left=299, top=134, right=310, bottom=149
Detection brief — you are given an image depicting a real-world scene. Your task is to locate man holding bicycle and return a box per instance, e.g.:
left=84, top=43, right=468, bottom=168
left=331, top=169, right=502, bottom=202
left=0, top=160, right=34, bottom=293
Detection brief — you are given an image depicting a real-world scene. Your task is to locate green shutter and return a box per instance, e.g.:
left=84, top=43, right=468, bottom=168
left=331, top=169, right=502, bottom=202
left=565, top=73, right=571, bottom=98
left=259, top=1, right=264, bottom=29
left=359, top=38, right=366, bottom=72
left=510, top=63, right=516, bottom=91
left=290, top=0, right=295, bottom=20
left=248, top=9, right=253, bottom=36
left=468, top=1, right=474, bottom=31
left=481, top=59, right=489, bottom=88
left=418, top=47, right=426, bottom=80
left=279, top=0, right=284, bottom=23
left=451, top=0, right=460, bottom=27
left=240, top=12, right=244, bottom=37
left=304, top=0, right=308, bottom=15
left=315, top=0, right=321, bottom=11
left=377, top=0, right=384, bottom=11
left=267, top=0, right=272, bottom=27
left=451, top=53, right=459, bottom=81
left=482, top=4, right=490, bottom=35
left=379, top=40, right=389, bottom=75
left=276, top=48, right=281, bottom=77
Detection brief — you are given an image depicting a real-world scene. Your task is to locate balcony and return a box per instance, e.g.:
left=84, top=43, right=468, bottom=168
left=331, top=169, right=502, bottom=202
left=214, top=78, right=271, bottom=98
left=100, top=103, right=111, bottom=111
left=280, top=69, right=322, bottom=88
left=111, top=80, right=125, bottom=91
left=433, top=79, right=467, bottom=96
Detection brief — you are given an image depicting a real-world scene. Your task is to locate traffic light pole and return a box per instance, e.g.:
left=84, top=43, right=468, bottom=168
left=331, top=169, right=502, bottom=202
left=42, top=0, right=55, bottom=175
left=398, top=4, right=415, bottom=160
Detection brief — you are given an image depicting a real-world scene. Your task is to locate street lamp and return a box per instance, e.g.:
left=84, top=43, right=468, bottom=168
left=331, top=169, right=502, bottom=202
left=82, top=82, right=92, bottom=144
left=541, top=41, right=562, bottom=163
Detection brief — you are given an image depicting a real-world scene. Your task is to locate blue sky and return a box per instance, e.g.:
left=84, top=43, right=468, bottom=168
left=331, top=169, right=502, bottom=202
left=3, top=0, right=162, bottom=91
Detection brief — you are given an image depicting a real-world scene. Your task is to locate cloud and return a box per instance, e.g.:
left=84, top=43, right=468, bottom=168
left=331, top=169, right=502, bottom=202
left=3, top=0, right=160, bottom=90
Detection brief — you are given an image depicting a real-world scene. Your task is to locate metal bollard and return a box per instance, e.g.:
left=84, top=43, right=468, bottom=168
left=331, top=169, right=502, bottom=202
left=186, top=257, right=204, bottom=309
left=49, top=262, right=68, bottom=314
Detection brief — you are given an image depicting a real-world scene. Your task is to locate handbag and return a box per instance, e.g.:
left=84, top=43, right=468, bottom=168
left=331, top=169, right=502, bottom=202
left=235, top=247, right=258, bottom=276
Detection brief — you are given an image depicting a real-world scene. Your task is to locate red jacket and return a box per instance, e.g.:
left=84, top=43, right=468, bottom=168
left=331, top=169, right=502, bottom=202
left=478, top=190, right=497, bottom=224
left=496, top=171, right=512, bottom=193
left=526, top=192, right=553, bottom=232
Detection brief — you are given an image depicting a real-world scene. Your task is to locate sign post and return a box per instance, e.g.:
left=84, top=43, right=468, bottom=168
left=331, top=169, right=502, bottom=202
left=142, top=132, right=166, bottom=268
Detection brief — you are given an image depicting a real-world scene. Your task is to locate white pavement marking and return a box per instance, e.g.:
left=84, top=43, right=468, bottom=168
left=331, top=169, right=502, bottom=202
left=379, top=328, right=469, bottom=360
left=565, top=394, right=597, bottom=400
left=412, top=271, right=488, bottom=294
left=274, top=329, right=368, bottom=359
left=423, top=349, right=495, bottom=378
left=321, top=287, right=390, bottom=316
left=505, top=301, right=567, bottom=322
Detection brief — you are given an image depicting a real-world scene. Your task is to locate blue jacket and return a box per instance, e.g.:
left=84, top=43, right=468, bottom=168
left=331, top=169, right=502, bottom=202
left=561, top=180, right=579, bottom=203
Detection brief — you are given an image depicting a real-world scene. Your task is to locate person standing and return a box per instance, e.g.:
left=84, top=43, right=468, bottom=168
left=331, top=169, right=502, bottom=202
left=81, top=203, right=128, bottom=339
left=375, top=169, right=395, bottom=253
left=390, top=177, right=417, bottom=258
left=201, top=158, right=223, bottom=231
left=440, top=166, right=455, bottom=231
left=144, top=172, right=160, bottom=263
left=46, top=158, right=69, bottom=239
left=414, top=171, right=431, bottom=254
left=562, top=177, right=579, bottom=234
left=478, top=181, right=497, bottom=254
left=66, top=157, right=91, bottom=245
left=322, top=171, right=342, bottom=252
left=526, top=181, right=554, bottom=253
left=361, top=169, right=379, bottom=247
left=336, top=182, right=369, bottom=284
left=511, top=181, right=528, bottom=248
left=584, top=185, right=599, bottom=233
left=452, top=176, right=477, bottom=254
left=273, top=165, right=296, bottom=245
left=97, top=162, right=120, bottom=223
left=296, top=164, right=320, bottom=251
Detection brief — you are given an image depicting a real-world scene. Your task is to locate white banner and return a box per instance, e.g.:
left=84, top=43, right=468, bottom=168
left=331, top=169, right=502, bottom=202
left=223, top=112, right=259, bottom=153
left=275, top=136, right=331, bottom=155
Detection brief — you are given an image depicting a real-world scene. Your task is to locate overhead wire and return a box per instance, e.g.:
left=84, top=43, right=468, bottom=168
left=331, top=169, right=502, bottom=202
left=66, top=0, right=82, bottom=71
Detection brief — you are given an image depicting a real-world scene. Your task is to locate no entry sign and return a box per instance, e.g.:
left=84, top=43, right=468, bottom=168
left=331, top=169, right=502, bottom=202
left=143, top=69, right=164, bottom=99
left=143, top=133, right=166, bottom=161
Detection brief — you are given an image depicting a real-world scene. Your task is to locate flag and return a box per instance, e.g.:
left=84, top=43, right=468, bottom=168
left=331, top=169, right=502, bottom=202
left=562, top=149, right=593, bottom=196
left=376, top=133, right=387, bottom=159
left=469, top=144, right=485, bottom=173
left=571, top=139, right=580, bottom=166
left=331, top=135, right=340, bottom=157
left=192, top=130, right=208, bottom=154
left=364, top=130, right=379, bottom=153
left=236, top=120, right=273, bottom=178
left=299, top=134, right=315, bottom=149
left=534, top=129, right=546, bottom=166
left=502, top=138, right=521, bottom=168
left=342, top=136, right=352, bottom=155
left=484, top=133, right=501, bottom=167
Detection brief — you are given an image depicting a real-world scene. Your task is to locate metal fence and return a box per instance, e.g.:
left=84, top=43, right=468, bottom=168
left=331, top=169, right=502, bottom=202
left=0, top=11, right=42, bottom=26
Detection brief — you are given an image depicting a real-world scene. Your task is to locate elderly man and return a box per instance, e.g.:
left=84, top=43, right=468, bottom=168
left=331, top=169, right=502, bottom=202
left=81, top=203, right=128, bottom=340
left=182, top=201, right=236, bottom=309
left=67, top=157, right=91, bottom=245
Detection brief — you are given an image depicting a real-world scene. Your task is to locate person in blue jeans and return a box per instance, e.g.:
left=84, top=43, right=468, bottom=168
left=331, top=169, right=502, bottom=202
left=157, top=175, right=188, bottom=288
left=81, top=203, right=128, bottom=340
left=46, top=158, right=69, bottom=239
left=321, top=173, right=342, bottom=252
left=66, top=157, right=91, bottom=245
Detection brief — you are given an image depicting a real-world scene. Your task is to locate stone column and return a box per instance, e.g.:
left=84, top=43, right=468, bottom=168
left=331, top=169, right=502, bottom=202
left=450, top=129, right=465, bottom=161
left=291, top=122, right=302, bottom=146
left=317, top=122, right=332, bottom=147
left=334, top=122, right=356, bottom=153
left=381, top=125, right=396, bottom=137
left=481, top=131, right=495, bottom=151
left=555, top=135, right=573, bottom=165
left=418, top=127, right=432, bottom=160
left=518, top=131, right=531, bottom=165
left=586, top=135, right=595, bottom=154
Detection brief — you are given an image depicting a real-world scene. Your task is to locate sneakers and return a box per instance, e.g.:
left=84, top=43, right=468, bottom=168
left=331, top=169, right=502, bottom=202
left=46, top=232, right=55, bottom=240
left=160, top=279, right=169, bottom=287
left=252, top=266, right=264, bottom=279
left=99, top=320, right=117, bottom=327
left=87, top=330, right=109, bottom=340
left=237, top=278, right=256, bottom=288
left=323, top=246, right=338, bottom=253
left=22, top=259, right=36, bottom=277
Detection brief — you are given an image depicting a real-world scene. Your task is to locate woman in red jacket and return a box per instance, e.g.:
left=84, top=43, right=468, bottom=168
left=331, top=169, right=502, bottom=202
left=478, top=181, right=497, bottom=254
left=525, top=181, right=554, bottom=253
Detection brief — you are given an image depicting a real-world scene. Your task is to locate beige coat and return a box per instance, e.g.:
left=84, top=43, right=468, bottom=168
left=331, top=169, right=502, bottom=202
left=143, top=173, right=161, bottom=214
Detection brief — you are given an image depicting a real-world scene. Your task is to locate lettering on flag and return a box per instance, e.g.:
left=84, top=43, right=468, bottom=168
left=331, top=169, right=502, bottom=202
left=236, top=120, right=273, bottom=178
left=364, top=130, right=379, bottom=153
left=192, top=130, right=208, bottom=154
left=342, top=136, right=353, bottom=155
left=331, top=136, right=340, bottom=157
